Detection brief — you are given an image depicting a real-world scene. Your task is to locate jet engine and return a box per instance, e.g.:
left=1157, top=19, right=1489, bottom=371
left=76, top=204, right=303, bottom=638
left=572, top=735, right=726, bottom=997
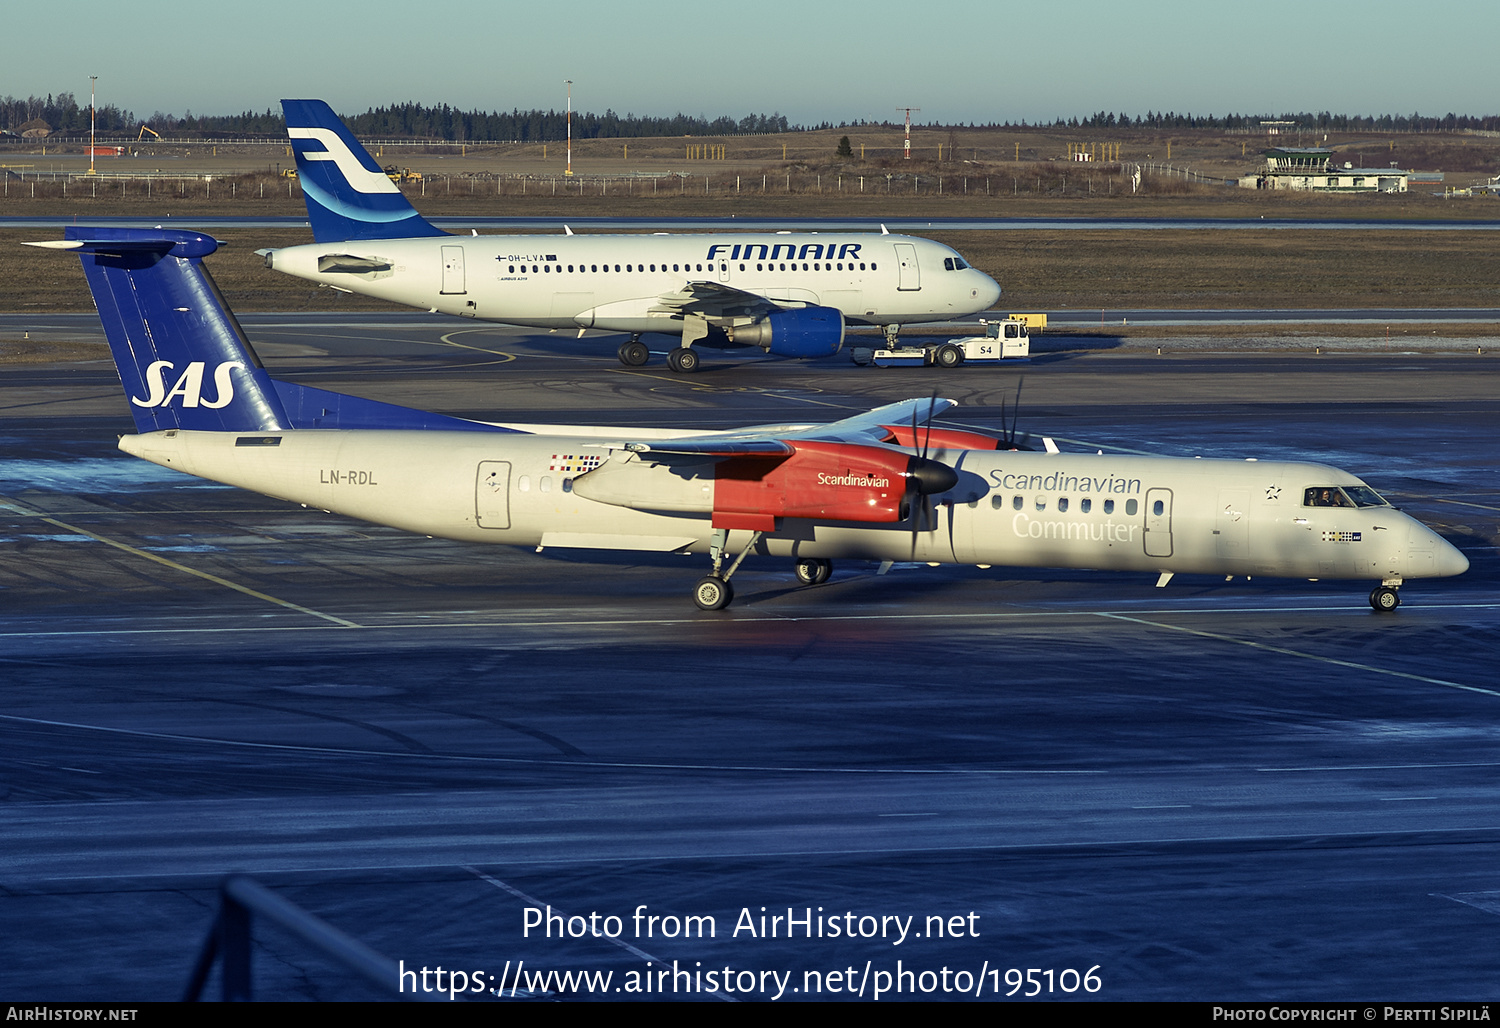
left=730, top=306, right=845, bottom=358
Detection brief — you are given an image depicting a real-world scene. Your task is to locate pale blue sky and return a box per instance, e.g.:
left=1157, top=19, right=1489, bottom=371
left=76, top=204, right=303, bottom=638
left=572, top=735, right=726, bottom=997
left=8, top=1, right=1495, bottom=124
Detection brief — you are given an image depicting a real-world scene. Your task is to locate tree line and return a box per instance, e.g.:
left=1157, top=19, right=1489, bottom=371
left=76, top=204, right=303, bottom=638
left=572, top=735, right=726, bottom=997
left=3, top=94, right=1496, bottom=139
left=1015, top=111, right=1500, bottom=132
left=0, top=95, right=793, bottom=140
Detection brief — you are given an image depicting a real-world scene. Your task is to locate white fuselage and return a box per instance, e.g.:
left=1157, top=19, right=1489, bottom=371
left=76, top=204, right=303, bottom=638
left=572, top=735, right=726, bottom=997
left=119, top=429, right=1467, bottom=585
left=264, top=233, right=1002, bottom=335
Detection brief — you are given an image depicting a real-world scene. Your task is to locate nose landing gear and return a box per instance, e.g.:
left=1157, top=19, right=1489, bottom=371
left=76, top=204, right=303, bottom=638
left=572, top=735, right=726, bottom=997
left=1369, top=583, right=1402, bottom=612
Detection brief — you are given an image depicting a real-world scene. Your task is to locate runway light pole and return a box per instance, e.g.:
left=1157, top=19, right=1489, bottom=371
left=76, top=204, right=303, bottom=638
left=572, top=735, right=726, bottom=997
left=564, top=80, right=573, bottom=177
left=898, top=106, right=920, bottom=160
left=88, top=75, right=97, bottom=176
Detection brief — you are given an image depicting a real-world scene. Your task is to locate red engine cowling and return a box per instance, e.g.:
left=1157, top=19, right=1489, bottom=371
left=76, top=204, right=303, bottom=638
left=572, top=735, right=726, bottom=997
left=712, top=441, right=955, bottom=530
left=879, top=424, right=1003, bottom=451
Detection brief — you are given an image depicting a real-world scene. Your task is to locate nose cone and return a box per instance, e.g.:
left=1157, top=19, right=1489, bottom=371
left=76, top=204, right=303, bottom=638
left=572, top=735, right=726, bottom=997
left=1435, top=537, right=1470, bottom=578
left=974, top=271, right=1002, bottom=311
left=1407, top=520, right=1470, bottom=578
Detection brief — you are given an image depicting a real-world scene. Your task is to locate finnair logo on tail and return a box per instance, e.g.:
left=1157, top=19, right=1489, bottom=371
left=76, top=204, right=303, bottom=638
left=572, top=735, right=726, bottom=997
left=287, top=127, right=400, bottom=195
left=131, top=361, right=245, bottom=409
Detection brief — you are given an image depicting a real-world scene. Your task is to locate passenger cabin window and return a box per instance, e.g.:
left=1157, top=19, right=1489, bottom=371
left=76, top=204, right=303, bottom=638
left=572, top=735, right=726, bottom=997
left=1013, top=496, right=1023, bottom=511
left=1104, top=499, right=1114, bottom=514
left=1081, top=498, right=1092, bottom=514
left=1058, top=497, right=1069, bottom=513
left=991, top=495, right=1005, bottom=509
left=1125, top=499, right=1138, bottom=516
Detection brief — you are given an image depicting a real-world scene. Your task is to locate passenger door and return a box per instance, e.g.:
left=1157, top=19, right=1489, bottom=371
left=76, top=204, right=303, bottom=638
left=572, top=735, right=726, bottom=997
left=894, top=243, right=920, bottom=291
left=1144, top=488, right=1174, bottom=558
left=476, top=461, right=511, bottom=529
left=441, top=245, right=466, bottom=295
left=1215, top=489, right=1249, bottom=559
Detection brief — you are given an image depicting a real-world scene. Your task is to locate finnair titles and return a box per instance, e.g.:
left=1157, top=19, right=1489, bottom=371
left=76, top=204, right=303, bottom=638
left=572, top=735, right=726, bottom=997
left=261, top=99, right=1001, bottom=372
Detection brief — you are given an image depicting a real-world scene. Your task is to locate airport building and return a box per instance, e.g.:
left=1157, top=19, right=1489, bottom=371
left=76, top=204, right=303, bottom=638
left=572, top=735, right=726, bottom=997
left=1243, top=147, right=1409, bottom=192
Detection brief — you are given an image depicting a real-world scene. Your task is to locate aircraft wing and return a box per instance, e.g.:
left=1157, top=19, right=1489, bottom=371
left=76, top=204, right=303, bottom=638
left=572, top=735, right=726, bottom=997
left=649, top=280, right=798, bottom=320
left=617, top=398, right=957, bottom=456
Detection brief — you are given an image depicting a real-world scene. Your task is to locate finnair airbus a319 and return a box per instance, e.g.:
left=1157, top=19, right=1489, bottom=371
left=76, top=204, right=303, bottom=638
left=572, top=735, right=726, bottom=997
left=32, top=226, right=1466, bottom=612
left=260, top=99, right=1001, bottom=372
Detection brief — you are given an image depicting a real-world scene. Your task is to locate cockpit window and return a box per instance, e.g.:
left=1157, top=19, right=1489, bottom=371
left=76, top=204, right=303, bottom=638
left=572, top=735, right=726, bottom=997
left=942, top=257, right=969, bottom=271
left=1303, top=486, right=1389, bottom=508
left=1343, top=486, right=1389, bottom=507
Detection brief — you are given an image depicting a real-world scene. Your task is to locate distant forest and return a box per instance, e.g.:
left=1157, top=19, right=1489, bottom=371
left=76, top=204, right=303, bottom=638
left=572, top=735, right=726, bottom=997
left=2, top=93, right=1497, bottom=138
left=0, top=94, right=794, bottom=139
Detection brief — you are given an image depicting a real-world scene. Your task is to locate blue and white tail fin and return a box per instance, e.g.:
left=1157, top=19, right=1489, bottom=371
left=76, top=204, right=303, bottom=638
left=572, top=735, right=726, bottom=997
left=32, top=227, right=514, bottom=436
left=282, top=99, right=447, bottom=243
left=32, top=227, right=292, bottom=434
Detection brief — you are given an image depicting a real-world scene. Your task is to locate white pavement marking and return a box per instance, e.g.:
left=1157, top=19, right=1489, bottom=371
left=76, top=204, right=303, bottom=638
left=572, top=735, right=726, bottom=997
left=0, top=494, right=361, bottom=628
left=1096, top=611, right=1500, bottom=698
left=6, top=601, right=1500, bottom=641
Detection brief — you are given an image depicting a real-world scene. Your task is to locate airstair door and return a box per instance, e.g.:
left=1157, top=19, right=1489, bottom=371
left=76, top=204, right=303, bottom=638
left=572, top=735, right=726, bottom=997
left=894, top=243, right=920, bottom=290
left=476, top=461, right=511, bottom=529
left=441, top=245, right=466, bottom=294
left=1143, top=488, right=1174, bottom=558
left=1215, top=488, right=1249, bottom=558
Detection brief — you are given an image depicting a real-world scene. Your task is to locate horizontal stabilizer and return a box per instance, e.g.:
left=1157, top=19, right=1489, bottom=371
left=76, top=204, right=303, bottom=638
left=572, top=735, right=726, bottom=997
left=317, top=254, right=393, bottom=273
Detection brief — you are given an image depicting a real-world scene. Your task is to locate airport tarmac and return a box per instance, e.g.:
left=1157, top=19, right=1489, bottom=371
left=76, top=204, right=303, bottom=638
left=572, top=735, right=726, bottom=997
left=2, top=323, right=1499, bottom=1002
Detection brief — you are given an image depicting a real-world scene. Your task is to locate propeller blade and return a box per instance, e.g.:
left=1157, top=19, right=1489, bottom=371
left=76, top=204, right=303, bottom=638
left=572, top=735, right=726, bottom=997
left=923, top=392, right=937, bottom=459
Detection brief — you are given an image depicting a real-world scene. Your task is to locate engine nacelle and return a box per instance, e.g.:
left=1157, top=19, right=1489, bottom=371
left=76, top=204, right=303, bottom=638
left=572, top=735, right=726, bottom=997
left=880, top=424, right=1005, bottom=451
left=715, top=441, right=955, bottom=525
left=731, top=306, right=845, bottom=358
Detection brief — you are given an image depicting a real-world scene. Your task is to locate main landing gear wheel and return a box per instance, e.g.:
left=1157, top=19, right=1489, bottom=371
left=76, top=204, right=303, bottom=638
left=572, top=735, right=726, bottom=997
left=1369, top=585, right=1401, bottom=612
left=934, top=343, right=964, bottom=368
left=667, top=347, right=700, bottom=373
left=618, top=337, right=650, bottom=366
left=694, top=575, right=733, bottom=610
left=794, top=557, right=833, bottom=585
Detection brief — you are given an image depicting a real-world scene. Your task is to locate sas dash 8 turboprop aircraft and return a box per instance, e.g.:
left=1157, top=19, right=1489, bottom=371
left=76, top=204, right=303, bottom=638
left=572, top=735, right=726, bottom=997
left=36, top=227, right=1466, bottom=611
left=259, top=99, right=1001, bottom=373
